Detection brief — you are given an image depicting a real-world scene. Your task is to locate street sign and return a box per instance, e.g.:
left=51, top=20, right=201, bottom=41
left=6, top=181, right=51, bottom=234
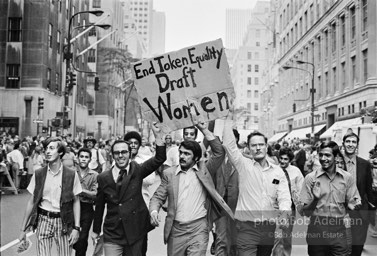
left=33, top=119, right=43, bottom=123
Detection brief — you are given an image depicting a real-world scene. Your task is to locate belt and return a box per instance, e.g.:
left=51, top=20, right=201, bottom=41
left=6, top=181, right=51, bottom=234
left=38, top=207, right=60, bottom=218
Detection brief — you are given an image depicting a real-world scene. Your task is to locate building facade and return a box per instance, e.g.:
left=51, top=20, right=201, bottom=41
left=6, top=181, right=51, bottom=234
left=263, top=0, right=377, bottom=143
left=225, top=9, right=253, bottom=50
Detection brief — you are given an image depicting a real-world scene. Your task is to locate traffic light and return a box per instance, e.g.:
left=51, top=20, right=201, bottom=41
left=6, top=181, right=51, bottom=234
left=293, top=103, right=296, bottom=113
left=66, top=72, right=73, bottom=94
left=63, top=119, right=71, bottom=128
left=51, top=118, right=61, bottom=127
left=70, top=73, right=77, bottom=87
left=42, top=126, right=48, bottom=133
left=38, top=97, right=44, bottom=112
left=94, top=77, right=100, bottom=91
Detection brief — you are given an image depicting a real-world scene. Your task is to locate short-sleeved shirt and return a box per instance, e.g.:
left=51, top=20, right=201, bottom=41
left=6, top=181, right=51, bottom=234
left=300, top=167, right=360, bottom=218
left=27, top=164, right=82, bottom=212
left=76, top=167, right=98, bottom=204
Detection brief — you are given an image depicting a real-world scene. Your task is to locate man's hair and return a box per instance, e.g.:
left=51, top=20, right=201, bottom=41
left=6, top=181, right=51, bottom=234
left=179, top=140, right=202, bottom=162
left=43, top=137, right=66, bottom=158
left=278, top=147, right=295, bottom=162
left=183, top=126, right=198, bottom=139
left=274, top=143, right=281, bottom=151
left=342, top=132, right=359, bottom=144
left=111, top=140, right=131, bottom=156
left=78, top=147, right=92, bottom=159
left=247, top=131, right=268, bottom=146
left=123, top=131, right=142, bottom=145
left=319, top=141, right=341, bottom=157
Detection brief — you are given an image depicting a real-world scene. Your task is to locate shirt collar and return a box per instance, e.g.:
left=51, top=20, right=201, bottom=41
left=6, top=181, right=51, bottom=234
left=113, top=163, right=129, bottom=174
left=316, top=166, right=345, bottom=178
left=175, top=163, right=199, bottom=175
left=344, top=155, right=356, bottom=164
left=252, top=158, right=274, bottom=171
left=48, top=163, right=63, bottom=176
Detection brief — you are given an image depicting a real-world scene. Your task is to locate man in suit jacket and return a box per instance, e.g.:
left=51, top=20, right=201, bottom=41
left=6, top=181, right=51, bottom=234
left=149, top=121, right=234, bottom=256
left=343, top=132, right=377, bottom=256
left=92, top=124, right=166, bottom=256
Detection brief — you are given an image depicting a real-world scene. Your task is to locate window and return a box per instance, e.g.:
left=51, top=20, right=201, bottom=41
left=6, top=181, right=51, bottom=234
left=256, top=29, right=261, bottom=38
left=247, top=64, right=252, bottom=72
left=247, top=77, right=252, bottom=85
left=254, top=52, right=259, bottom=59
left=310, top=4, right=314, bottom=26
left=341, top=62, right=346, bottom=89
left=325, top=72, right=328, bottom=95
left=48, top=23, right=53, bottom=48
left=247, top=52, right=252, bottom=59
left=332, top=67, right=337, bottom=92
left=247, top=103, right=251, bottom=111
left=89, top=25, right=96, bottom=36
left=254, top=103, right=259, bottom=111
left=93, top=0, right=101, bottom=8
left=57, top=31, right=61, bottom=54
left=351, top=56, right=357, bottom=84
left=88, top=49, right=96, bottom=62
left=324, top=30, right=328, bottom=56
left=6, top=64, right=20, bottom=88
left=340, top=15, right=346, bottom=47
left=362, top=0, right=367, bottom=32
left=363, top=49, right=368, bottom=82
left=331, top=23, right=336, bottom=53
left=317, top=36, right=321, bottom=59
left=352, top=104, right=355, bottom=114
left=47, top=68, right=51, bottom=90
left=316, top=0, right=321, bottom=19
left=254, top=65, right=259, bottom=72
left=247, top=90, right=251, bottom=97
left=350, top=6, right=356, bottom=40
left=256, top=42, right=260, bottom=46
left=8, top=18, right=22, bottom=42
left=254, top=90, right=259, bottom=98
left=254, top=77, right=259, bottom=85
left=348, top=105, right=351, bottom=114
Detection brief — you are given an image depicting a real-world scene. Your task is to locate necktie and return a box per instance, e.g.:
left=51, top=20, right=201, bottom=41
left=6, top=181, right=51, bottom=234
left=116, top=169, right=127, bottom=194
left=282, top=168, right=295, bottom=210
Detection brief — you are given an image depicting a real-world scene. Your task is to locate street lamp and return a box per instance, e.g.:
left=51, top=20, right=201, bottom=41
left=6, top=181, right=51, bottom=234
left=282, top=60, right=316, bottom=142
left=64, top=10, right=105, bottom=137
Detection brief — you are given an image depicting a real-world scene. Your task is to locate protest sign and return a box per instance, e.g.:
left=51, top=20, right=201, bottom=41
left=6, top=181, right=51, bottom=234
left=131, top=39, right=234, bottom=131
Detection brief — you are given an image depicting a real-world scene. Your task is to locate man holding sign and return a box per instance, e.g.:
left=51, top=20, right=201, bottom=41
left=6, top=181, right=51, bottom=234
left=149, top=119, right=234, bottom=256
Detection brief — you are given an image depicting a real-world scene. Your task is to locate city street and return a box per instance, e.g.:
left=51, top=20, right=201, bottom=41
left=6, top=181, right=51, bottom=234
left=1, top=175, right=377, bottom=255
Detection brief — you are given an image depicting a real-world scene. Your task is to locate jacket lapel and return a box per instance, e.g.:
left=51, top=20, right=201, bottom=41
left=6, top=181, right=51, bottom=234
left=172, top=168, right=180, bottom=209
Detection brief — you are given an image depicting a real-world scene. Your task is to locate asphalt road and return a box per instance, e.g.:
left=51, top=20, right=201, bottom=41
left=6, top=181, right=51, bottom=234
left=1, top=176, right=376, bottom=255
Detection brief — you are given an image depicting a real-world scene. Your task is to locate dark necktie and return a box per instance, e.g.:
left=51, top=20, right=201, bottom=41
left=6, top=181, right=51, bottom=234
left=282, top=168, right=295, bottom=210
left=116, top=169, right=127, bottom=194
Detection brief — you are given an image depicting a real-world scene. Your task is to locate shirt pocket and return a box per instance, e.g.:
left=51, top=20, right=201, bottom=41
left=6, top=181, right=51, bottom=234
left=332, top=182, right=346, bottom=204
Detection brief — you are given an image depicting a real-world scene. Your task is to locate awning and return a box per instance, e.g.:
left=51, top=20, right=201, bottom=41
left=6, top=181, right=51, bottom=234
left=320, top=117, right=362, bottom=139
left=268, top=132, right=287, bottom=143
left=285, top=124, right=326, bottom=141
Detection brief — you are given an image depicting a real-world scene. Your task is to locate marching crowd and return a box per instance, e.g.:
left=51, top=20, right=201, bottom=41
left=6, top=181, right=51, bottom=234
left=1, top=108, right=377, bottom=256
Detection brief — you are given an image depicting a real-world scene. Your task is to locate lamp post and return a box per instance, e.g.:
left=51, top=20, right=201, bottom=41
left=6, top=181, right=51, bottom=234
left=64, top=10, right=104, bottom=137
left=282, top=60, right=315, bottom=142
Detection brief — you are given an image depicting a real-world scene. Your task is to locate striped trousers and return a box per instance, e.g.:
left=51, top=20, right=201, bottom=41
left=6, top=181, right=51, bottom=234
left=36, top=214, right=72, bottom=256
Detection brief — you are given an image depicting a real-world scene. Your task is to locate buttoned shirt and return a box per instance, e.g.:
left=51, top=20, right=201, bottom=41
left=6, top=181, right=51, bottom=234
left=27, top=164, right=82, bottom=212
left=175, top=164, right=207, bottom=223
left=344, top=155, right=357, bottom=181
left=300, top=167, right=360, bottom=218
left=76, top=166, right=98, bottom=204
left=222, top=120, right=292, bottom=222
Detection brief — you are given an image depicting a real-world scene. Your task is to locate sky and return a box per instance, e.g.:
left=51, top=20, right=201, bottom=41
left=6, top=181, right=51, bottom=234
left=153, top=0, right=257, bottom=53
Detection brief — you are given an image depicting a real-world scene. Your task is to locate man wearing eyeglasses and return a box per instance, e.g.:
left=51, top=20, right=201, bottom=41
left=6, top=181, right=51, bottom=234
left=73, top=148, right=98, bottom=256
left=92, top=123, right=166, bottom=256
left=222, top=108, right=292, bottom=256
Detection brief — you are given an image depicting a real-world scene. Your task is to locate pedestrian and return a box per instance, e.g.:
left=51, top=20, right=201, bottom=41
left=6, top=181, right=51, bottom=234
left=123, top=131, right=156, bottom=256
left=73, top=148, right=98, bottom=256
left=91, top=123, right=166, bottom=256
left=6, top=141, right=24, bottom=190
left=222, top=108, right=291, bottom=256
left=342, top=132, right=377, bottom=256
left=30, top=146, right=45, bottom=174
left=213, top=128, right=240, bottom=256
left=293, top=143, right=306, bottom=176
left=300, top=140, right=361, bottom=256
left=19, top=137, right=82, bottom=256
left=84, top=136, right=106, bottom=173
left=149, top=120, right=233, bottom=256
left=62, top=143, right=76, bottom=169
left=272, top=147, right=304, bottom=256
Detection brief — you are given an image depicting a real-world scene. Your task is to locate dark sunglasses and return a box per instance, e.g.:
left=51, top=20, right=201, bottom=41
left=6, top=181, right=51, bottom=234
left=113, top=150, right=129, bottom=156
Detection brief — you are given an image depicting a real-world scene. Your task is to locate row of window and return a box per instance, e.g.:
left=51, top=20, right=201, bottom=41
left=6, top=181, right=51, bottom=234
left=247, top=77, right=259, bottom=85
left=130, top=1, right=149, bottom=5
left=280, top=0, right=367, bottom=57
left=247, top=52, right=260, bottom=60
left=246, top=90, right=259, bottom=98
left=130, top=7, right=148, bottom=11
left=247, top=64, right=259, bottom=72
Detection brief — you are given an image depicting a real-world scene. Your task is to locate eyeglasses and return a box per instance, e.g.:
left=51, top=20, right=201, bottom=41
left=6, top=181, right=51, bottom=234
left=113, top=150, right=129, bottom=156
left=250, top=143, right=266, bottom=148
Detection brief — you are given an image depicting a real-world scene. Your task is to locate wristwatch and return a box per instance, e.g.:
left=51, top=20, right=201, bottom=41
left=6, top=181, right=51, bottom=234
left=73, top=226, right=81, bottom=232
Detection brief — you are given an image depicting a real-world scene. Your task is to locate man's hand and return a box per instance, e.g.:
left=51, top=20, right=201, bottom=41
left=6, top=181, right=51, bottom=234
left=348, top=197, right=362, bottom=210
left=91, top=232, right=100, bottom=245
left=195, top=121, right=207, bottom=131
left=311, top=181, right=322, bottom=199
left=150, top=211, right=160, bottom=227
left=69, top=229, right=80, bottom=246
